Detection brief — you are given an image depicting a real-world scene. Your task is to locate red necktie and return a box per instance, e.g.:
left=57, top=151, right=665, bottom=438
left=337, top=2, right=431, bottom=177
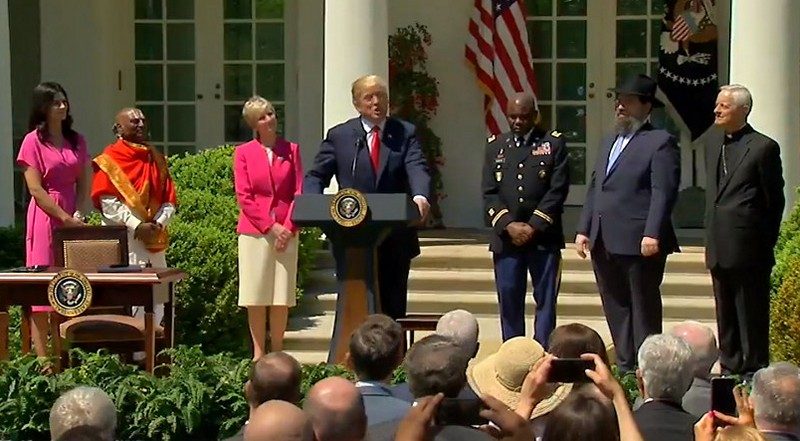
left=370, top=126, right=381, bottom=172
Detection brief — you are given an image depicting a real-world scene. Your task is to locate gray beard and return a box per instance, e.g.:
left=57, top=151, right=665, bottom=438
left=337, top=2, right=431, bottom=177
left=614, top=115, right=641, bottom=135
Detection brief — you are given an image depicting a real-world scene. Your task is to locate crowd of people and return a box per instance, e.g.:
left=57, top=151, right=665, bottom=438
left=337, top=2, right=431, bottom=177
left=44, top=310, right=800, bottom=441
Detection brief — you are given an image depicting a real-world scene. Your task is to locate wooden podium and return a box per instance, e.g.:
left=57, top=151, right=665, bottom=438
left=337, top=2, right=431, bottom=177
left=293, top=191, right=418, bottom=364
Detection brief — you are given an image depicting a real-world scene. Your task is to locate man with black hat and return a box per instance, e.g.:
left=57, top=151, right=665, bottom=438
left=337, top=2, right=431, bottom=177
left=575, top=74, right=681, bottom=373
left=481, top=92, right=570, bottom=346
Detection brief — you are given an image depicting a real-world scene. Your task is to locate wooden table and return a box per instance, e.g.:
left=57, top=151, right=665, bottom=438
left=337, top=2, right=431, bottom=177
left=0, top=268, right=185, bottom=373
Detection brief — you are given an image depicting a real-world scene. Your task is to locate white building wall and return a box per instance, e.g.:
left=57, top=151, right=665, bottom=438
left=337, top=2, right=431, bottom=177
left=295, top=0, right=324, bottom=167
left=40, top=0, right=135, bottom=157
left=390, top=0, right=486, bottom=228
left=0, top=1, right=14, bottom=227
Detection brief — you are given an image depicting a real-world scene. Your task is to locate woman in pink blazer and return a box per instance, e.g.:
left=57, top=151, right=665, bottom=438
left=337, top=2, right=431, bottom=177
left=234, top=96, right=303, bottom=360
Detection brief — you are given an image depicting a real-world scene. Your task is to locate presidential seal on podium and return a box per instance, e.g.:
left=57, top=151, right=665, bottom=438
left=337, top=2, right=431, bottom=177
left=330, top=188, right=368, bottom=227
left=48, top=269, right=93, bottom=317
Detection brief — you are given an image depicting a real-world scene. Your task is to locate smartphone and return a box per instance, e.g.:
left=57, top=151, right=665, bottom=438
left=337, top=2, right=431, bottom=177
left=548, top=358, right=594, bottom=383
left=434, top=398, right=488, bottom=426
left=711, top=377, right=738, bottom=417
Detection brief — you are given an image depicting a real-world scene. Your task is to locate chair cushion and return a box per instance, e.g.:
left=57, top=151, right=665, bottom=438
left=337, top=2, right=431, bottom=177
left=60, top=314, right=164, bottom=343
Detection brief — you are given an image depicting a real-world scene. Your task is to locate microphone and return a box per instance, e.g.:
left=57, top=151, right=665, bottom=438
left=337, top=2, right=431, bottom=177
left=352, top=137, right=365, bottom=178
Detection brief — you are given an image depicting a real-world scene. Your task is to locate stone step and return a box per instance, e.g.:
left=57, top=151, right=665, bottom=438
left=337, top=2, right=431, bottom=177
left=307, top=268, right=714, bottom=298
left=297, top=290, right=716, bottom=321
left=314, top=245, right=709, bottom=274
left=283, top=312, right=718, bottom=366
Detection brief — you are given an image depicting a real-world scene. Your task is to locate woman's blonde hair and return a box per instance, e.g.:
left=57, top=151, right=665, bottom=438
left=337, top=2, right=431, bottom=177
left=242, top=95, right=275, bottom=129
left=715, top=425, right=767, bottom=441
left=351, top=75, right=389, bottom=102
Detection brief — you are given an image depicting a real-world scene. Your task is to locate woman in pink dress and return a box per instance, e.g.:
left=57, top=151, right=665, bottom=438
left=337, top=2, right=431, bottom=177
left=16, top=82, right=89, bottom=356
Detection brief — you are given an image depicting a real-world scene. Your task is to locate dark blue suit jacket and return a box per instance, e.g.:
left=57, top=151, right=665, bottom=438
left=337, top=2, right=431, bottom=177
left=577, top=123, right=680, bottom=255
left=304, top=116, right=431, bottom=258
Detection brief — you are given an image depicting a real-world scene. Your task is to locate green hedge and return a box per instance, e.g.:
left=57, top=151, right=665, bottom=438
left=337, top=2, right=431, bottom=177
left=771, top=188, right=800, bottom=365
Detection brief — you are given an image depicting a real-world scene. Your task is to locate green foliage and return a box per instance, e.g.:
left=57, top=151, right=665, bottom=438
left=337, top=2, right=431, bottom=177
left=0, top=347, right=249, bottom=441
left=771, top=256, right=800, bottom=364
left=165, top=146, right=323, bottom=355
left=0, top=224, right=25, bottom=269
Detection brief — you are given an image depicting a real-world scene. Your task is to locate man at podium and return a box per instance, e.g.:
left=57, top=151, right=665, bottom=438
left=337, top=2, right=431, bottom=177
left=304, top=75, right=431, bottom=319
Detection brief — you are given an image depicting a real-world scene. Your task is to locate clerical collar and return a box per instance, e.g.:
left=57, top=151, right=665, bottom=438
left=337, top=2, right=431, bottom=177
left=724, top=124, right=752, bottom=143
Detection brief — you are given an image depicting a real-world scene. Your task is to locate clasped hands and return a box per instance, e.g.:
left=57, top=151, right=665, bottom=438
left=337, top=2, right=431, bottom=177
left=506, top=222, right=534, bottom=246
left=134, top=222, right=163, bottom=242
left=270, top=223, right=293, bottom=252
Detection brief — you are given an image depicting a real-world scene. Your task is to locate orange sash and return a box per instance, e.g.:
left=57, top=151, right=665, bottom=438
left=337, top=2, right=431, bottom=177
left=91, top=140, right=177, bottom=252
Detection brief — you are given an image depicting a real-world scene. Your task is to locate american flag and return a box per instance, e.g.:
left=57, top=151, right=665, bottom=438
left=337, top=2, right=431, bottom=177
left=465, top=0, right=538, bottom=135
left=671, top=11, right=698, bottom=41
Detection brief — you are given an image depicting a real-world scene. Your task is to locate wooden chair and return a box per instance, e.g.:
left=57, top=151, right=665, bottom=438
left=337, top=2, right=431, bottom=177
left=51, top=226, right=165, bottom=366
left=396, top=313, right=443, bottom=351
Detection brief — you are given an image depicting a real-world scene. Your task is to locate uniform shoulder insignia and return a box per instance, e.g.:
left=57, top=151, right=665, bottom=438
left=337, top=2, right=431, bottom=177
left=550, top=130, right=562, bottom=138
left=487, top=134, right=496, bottom=143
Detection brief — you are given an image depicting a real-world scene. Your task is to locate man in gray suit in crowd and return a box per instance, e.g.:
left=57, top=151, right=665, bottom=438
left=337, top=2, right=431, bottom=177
left=670, top=321, right=718, bottom=418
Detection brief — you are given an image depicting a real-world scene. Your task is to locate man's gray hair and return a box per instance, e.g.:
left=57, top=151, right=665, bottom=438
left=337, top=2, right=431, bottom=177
left=436, top=309, right=479, bottom=359
left=751, top=362, right=800, bottom=429
left=637, top=334, right=693, bottom=402
left=719, top=84, right=753, bottom=111
left=49, top=386, right=116, bottom=441
left=670, top=321, right=718, bottom=379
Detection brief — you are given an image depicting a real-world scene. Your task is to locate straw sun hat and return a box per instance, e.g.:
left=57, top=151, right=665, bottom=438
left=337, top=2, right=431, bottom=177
left=467, top=337, right=572, bottom=419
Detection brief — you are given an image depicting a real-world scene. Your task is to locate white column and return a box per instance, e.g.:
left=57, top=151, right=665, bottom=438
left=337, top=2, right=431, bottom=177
left=729, top=0, right=800, bottom=215
left=323, top=0, right=389, bottom=193
left=0, top=1, right=14, bottom=227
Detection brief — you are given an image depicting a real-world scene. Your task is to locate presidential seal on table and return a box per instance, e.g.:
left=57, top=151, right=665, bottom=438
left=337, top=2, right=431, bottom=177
left=48, top=269, right=93, bottom=317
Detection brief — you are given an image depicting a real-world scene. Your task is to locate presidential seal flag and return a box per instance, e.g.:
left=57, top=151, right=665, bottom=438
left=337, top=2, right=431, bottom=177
left=658, top=0, right=718, bottom=140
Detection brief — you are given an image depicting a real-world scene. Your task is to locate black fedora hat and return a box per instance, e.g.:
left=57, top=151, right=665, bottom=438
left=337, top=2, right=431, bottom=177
left=613, top=74, right=664, bottom=108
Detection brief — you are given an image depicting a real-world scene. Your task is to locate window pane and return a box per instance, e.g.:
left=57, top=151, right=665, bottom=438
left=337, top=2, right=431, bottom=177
left=616, top=62, right=647, bottom=87
left=650, top=19, right=661, bottom=57
left=616, top=20, right=648, bottom=58
left=135, top=0, right=162, bottom=19
left=556, top=20, right=586, bottom=58
left=533, top=62, right=552, bottom=101
left=255, top=0, right=284, bottom=19
left=528, top=21, right=552, bottom=59
left=225, top=64, right=253, bottom=101
left=167, top=105, right=195, bottom=142
left=555, top=105, right=586, bottom=142
left=538, top=104, right=553, bottom=133
left=167, top=23, right=194, bottom=60
left=225, top=0, right=252, bottom=19
left=167, top=145, right=195, bottom=157
left=274, top=104, right=285, bottom=134
left=167, top=64, right=195, bottom=101
left=529, top=0, right=553, bottom=16
left=136, top=64, right=164, bottom=101
left=256, top=23, right=284, bottom=60
left=225, top=23, right=253, bottom=61
left=556, top=63, right=586, bottom=101
left=166, top=0, right=193, bottom=19
left=225, top=104, right=251, bottom=143
left=139, top=105, right=164, bottom=142
left=617, top=0, right=646, bottom=15
left=651, top=0, right=667, bottom=14
left=256, top=64, right=284, bottom=101
left=557, top=0, right=586, bottom=16
left=567, top=146, right=586, bottom=185
left=136, top=23, right=163, bottom=60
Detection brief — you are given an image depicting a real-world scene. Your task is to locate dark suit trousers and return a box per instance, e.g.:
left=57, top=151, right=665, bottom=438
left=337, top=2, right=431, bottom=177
left=592, top=236, right=666, bottom=372
left=377, top=240, right=411, bottom=320
left=711, top=266, right=771, bottom=375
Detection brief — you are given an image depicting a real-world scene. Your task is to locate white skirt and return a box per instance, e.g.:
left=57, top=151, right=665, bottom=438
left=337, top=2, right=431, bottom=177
left=237, top=233, right=298, bottom=307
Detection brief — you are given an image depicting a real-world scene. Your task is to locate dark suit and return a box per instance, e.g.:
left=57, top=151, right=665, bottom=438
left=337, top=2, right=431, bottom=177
left=681, top=377, right=712, bottom=419
left=357, top=383, right=412, bottom=426
left=482, top=128, right=569, bottom=345
left=634, top=400, right=697, bottom=441
left=304, top=117, right=431, bottom=319
left=367, top=419, right=491, bottom=441
left=705, top=124, right=784, bottom=375
left=390, top=382, right=479, bottom=403
left=578, top=123, right=680, bottom=371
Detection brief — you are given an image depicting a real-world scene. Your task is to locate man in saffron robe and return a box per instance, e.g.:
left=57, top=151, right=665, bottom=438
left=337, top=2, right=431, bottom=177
left=91, top=107, right=177, bottom=325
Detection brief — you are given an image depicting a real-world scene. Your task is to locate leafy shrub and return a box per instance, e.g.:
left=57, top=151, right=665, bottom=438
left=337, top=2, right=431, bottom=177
left=166, top=146, right=322, bottom=355
left=0, top=224, right=24, bottom=269
left=771, top=256, right=800, bottom=364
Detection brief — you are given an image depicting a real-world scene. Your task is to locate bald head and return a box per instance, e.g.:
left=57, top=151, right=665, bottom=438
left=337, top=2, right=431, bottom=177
left=670, top=321, right=717, bottom=379
left=113, top=107, right=148, bottom=144
left=506, top=92, right=537, bottom=136
left=436, top=309, right=479, bottom=359
left=244, top=400, right=313, bottom=441
left=303, top=377, right=366, bottom=441
left=247, top=352, right=302, bottom=407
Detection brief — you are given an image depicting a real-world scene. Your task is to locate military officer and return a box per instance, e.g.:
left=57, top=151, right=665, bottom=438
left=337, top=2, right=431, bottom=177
left=482, top=92, right=570, bottom=347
